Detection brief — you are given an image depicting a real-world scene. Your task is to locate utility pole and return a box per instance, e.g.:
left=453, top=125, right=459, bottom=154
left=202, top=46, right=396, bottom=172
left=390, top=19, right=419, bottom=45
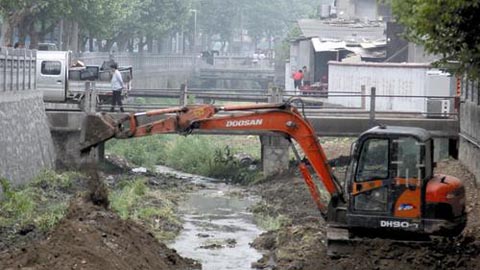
left=190, top=9, right=197, bottom=54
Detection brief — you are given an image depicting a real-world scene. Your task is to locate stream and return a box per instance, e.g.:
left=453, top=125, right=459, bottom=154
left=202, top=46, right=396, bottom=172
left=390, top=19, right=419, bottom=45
left=156, top=165, right=264, bottom=270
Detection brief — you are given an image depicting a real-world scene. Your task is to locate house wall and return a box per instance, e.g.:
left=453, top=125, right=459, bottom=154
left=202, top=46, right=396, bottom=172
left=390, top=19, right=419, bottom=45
left=327, top=62, right=454, bottom=113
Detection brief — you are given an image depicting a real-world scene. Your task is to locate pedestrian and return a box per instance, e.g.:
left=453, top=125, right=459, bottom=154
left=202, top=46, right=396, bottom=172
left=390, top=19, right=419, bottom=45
left=110, top=62, right=125, bottom=112
left=302, top=66, right=310, bottom=86
left=293, top=69, right=304, bottom=94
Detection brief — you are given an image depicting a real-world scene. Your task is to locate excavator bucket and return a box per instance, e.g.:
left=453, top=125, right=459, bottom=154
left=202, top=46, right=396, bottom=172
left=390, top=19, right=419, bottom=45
left=80, top=113, right=118, bottom=152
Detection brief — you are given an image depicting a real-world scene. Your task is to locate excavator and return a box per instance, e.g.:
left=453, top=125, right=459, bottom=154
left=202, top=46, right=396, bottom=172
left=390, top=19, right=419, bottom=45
left=80, top=100, right=466, bottom=254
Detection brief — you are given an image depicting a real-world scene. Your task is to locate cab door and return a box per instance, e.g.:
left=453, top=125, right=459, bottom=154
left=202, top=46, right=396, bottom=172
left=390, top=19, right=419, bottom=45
left=351, top=138, right=390, bottom=214
left=37, top=51, right=68, bottom=102
left=348, top=136, right=424, bottom=230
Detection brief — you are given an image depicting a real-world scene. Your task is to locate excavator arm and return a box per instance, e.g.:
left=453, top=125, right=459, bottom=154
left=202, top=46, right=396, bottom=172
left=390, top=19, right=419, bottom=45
left=81, top=102, right=344, bottom=216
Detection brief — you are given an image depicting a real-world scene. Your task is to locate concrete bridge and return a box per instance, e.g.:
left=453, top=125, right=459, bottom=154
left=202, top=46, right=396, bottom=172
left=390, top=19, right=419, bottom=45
left=46, top=84, right=460, bottom=175
left=1, top=49, right=477, bottom=188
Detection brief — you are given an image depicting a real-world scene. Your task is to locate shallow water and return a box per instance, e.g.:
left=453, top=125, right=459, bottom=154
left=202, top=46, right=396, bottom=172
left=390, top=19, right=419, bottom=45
left=156, top=165, right=264, bottom=270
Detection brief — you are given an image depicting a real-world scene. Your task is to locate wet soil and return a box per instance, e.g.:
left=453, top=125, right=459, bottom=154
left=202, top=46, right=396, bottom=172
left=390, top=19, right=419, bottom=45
left=0, top=197, right=198, bottom=270
left=0, top=161, right=199, bottom=270
left=251, top=159, right=480, bottom=270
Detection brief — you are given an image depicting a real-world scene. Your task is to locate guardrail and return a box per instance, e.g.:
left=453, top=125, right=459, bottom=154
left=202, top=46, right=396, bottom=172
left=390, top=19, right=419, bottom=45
left=90, top=86, right=459, bottom=122
left=0, top=47, right=36, bottom=91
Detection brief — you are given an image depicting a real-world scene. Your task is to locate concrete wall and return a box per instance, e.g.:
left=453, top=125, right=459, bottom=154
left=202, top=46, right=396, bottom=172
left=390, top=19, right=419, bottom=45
left=459, top=81, right=480, bottom=183
left=0, top=90, right=55, bottom=187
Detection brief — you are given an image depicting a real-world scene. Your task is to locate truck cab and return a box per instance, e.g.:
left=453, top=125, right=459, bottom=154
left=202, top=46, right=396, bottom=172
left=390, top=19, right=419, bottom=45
left=37, top=51, right=132, bottom=105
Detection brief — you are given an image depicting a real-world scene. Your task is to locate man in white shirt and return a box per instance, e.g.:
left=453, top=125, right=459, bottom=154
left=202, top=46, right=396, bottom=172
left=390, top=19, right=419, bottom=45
left=110, top=62, right=124, bottom=112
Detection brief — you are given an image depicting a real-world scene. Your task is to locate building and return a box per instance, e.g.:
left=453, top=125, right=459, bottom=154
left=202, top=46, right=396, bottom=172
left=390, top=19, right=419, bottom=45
left=286, top=19, right=386, bottom=90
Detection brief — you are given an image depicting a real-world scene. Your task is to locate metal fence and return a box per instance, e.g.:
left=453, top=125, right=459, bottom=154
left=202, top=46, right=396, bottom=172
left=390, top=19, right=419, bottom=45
left=93, top=86, right=459, bottom=120
left=74, top=52, right=195, bottom=71
left=0, top=47, right=36, bottom=91
left=73, top=52, right=274, bottom=72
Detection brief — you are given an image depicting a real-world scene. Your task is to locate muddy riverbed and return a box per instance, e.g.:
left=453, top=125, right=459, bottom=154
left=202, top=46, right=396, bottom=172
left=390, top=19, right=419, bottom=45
left=1, top=143, right=479, bottom=270
left=157, top=165, right=264, bottom=270
left=251, top=159, right=480, bottom=270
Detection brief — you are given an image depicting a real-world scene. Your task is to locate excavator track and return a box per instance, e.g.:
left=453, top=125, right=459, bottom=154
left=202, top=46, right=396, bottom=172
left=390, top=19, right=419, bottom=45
left=326, top=225, right=433, bottom=257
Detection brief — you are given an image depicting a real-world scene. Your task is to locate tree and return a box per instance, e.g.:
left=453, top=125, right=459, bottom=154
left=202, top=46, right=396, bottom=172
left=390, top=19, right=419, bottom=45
left=391, top=0, right=480, bottom=78
left=0, top=0, right=76, bottom=48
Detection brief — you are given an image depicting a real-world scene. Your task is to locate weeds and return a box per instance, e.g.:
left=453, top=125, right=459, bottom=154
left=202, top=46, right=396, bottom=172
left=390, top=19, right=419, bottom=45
left=109, top=178, right=148, bottom=219
left=109, top=177, right=182, bottom=241
left=251, top=201, right=291, bottom=231
left=106, top=135, right=262, bottom=184
left=0, top=170, right=80, bottom=233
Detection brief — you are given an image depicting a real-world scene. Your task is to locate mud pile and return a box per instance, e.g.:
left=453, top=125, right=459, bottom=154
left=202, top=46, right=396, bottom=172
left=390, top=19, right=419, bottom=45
left=253, top=160, right=480, bottom=270
left=0, top=196, right=198, bottom=270
left=0, top=165, right=199, bottom=270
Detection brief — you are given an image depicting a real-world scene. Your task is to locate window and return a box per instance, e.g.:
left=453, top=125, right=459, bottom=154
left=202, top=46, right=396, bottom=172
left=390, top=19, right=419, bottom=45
left=41, top=61, right=61, bottom=75
left=354, top=186, right=388, bottom=212
left=356, top=138, right=389, bottom=181
left=393, top=137, right=424, bottom=179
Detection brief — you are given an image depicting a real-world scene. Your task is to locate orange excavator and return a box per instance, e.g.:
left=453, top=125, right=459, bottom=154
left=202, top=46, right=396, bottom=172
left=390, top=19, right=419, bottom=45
left=81, top=100, right=466, bottom=254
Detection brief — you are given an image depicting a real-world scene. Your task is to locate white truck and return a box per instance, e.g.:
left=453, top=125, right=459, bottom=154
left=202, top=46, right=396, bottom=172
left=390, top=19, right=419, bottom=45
left=37, top=51, right=132, bottom=107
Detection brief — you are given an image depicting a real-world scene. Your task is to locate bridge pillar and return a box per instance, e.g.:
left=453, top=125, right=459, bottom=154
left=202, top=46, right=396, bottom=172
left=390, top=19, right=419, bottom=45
left=48, top=112, right=104, bottom=169
left=260, top=87, right=289, bottom=176
left=260, top=136, right=290, bottom=177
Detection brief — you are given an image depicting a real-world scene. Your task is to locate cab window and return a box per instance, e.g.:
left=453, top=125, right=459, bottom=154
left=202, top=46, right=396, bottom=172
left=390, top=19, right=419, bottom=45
left=41, top=61, right=61, bottom=75
left=393, top=137, right=424, bottom=179
left=356, top=138, right=389, bottom=181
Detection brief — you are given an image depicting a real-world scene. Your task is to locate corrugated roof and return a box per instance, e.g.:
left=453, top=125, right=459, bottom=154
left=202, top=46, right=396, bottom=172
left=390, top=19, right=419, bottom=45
left=311, top=38, right=347, bottom=52
left=311, top=38, right=385, bottom=58
left=297, top=19, right=385, bottom=41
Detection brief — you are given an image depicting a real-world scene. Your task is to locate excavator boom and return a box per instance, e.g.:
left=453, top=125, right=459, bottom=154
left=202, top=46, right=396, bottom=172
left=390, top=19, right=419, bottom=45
left=81, top=102, right=344, bottom=215
left=81, top=101, right=467, bottom=252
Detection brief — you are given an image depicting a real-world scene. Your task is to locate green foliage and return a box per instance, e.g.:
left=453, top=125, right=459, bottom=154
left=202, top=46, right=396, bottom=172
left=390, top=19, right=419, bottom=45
left=106, top=136, right=169, bottom=169
left=208, top=146, right=258, bottom=184
left=32, top=170, right=81, bottom=190
left=106, top=135, right=261, bottom=184
left=35, top=203, right=68, bottom=231
left=162, top=135, right=218, bottom=175
left=193, top=0, right=319, bottom=51
left=1, top=188, right=36, bottom=224
left=109, top=178, right=182, bottom=241
left=109, top=178, right=148, bottom=219
left=0, top=171, right=80, bottom=232
left=391, top=0, right=480, bottom=78
left=275, top=25, right=302, bottom=66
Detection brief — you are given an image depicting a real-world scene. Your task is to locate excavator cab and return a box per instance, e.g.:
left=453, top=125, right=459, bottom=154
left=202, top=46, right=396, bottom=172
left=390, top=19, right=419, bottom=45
left=341, top=126, right=465, bottom=236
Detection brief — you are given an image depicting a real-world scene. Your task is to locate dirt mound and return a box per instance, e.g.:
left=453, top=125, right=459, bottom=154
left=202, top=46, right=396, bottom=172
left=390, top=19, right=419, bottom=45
left=0, top=197, right=198, bottom=270
left=252, top=160, right=480, bottom=270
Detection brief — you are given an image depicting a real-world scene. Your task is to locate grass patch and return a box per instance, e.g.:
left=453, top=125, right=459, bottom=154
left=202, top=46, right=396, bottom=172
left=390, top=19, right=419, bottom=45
left=106, top=135, right=262, bottom=184
left=109, top=178, right=148, bottom=219
left=250, top=201, right=291, bottom=231
left=109, top=177, right=183, bottom=241
left=0, top=170, right=81, bottom=233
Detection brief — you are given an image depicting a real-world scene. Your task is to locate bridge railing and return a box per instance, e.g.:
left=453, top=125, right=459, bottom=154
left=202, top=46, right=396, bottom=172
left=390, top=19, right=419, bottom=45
left=0, top=48, right=36, bottom=92
left=92, top=86, right=459, bottom=120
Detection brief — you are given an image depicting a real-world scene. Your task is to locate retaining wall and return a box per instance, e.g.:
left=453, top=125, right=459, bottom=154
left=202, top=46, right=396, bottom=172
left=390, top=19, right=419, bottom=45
left=0, top=90, right=55, bottom=188
left=459, top=80, right=480, bottom=184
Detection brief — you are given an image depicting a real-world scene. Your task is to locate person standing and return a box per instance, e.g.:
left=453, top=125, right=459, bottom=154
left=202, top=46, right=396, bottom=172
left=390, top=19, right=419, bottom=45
left=110, top=62, right=124, bottom=112
left=293, top=69, right=304, bottom=94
